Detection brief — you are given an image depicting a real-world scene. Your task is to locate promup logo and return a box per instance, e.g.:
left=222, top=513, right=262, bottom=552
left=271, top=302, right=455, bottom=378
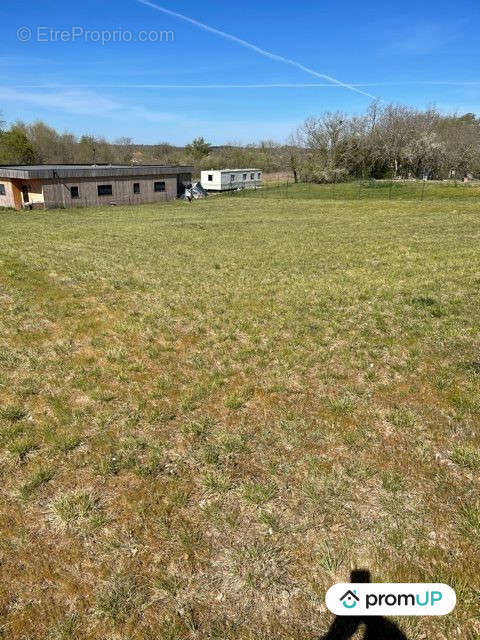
left=340, top=589, right=360, bottom=609
left=326, top=583, right=456, bottom=616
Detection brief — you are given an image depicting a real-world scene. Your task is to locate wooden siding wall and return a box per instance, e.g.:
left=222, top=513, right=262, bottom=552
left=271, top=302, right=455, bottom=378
left=42, top=174, right=180, bottom=209
left=24, top=180, right=45, bottom=206
left=0, top=179, right=17, bottom=209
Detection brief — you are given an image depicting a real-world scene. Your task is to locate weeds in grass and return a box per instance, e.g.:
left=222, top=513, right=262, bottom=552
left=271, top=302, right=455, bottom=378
left=95, top=574, right=142, bottom=622
left=318, top=542, right=344, bottom=573
left=202, top=443, right=221, bottom=465
left=224, top=394, right=246, bottom=410
left=48, top=614, right=79, bottom=640
left=18, top=378, right=40, bottom=398
left=203, top=472, right=232, bottom=495
left=8, top=437, right=38, bottom=461
left=463, top=361, right=480, bottom=375
left=96, top=452, right=125, bottom=476
left=19, top=467, right=55, bottom=497
left=135, top=450, right=166, bottom=477
left=0, top=405, right=27, bottom=422
left=327, top=395, right=357, bottom=415
left=222, top=434, right=250, bottom=456
left=387, top=407, right=417, bottom=430
left=382, top=471, right=407, bottom=493
left=51, top=433, right=82, bottom=453
left=258, top=510, right=281, bottom=533
left=51, top=490, right=105, bottom=531
left=183, top=416, right=214, bottom=441
left=460, top=504, right=480, bottom=544
left=0, top=423, right=24, bottom=446
left=449, top=446, right=480, bottom=470
left=243, top=481, right=278, bottom=506
left=233, top=540, right=287, bottom=590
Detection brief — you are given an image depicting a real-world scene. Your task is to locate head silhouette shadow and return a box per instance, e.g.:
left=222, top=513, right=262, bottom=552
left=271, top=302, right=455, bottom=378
left=320, top=570, right=410, bottom=640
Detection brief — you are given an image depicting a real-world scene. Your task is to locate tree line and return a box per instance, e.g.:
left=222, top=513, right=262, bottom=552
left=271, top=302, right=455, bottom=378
left=1, top=103, right=480, bottom=182
left=289, top=103, right=480, bottom=182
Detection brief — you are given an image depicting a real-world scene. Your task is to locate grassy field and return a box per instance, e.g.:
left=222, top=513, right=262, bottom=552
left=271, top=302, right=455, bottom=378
left=224, top=179, right=480, bottom=202
left=0, top=194, right=479, bottom=640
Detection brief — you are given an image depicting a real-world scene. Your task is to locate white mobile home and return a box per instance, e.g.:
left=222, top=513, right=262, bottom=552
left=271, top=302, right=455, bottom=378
left=200, top=169, right=263, bottom=191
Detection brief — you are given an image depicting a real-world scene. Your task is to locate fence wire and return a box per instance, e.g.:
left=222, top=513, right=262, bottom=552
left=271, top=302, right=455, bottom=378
left=216, top=179, right=480, bottom=202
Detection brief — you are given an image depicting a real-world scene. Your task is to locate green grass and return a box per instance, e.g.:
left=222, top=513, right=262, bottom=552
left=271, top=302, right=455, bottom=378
left=222, top=178, right=480, bottom=201
left=0, top=194, right=479, bottom=639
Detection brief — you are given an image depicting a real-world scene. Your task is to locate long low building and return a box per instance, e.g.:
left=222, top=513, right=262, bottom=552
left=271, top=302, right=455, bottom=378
left=200, top=169, right=263, bottom=191
left=0, top=164, right=193, bottom=210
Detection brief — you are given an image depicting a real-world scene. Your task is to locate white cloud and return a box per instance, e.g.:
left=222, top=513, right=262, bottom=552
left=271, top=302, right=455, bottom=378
left=0, top=85, right=300, bottom=143
left=0, top=87, right=177, bottom=122
left=0, top=55, right=59, bottom=66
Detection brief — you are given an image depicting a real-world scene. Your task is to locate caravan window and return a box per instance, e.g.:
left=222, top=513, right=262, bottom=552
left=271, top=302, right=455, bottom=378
left=230, top=174, right=235, bottom=181
left=208, top=174, right=213, bottom=181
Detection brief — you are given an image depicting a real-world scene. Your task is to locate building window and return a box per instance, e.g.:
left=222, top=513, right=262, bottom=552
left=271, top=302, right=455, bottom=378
left=22, top=185, right=29, bottom=202
left=230, top=174, right=235, bottom=181
left=70, top=186, right=79, bottom=199
left=0, top=184, right=5, bottom=196
left=98, top=184, right=113, bottom=196
left=250, top=173, right=254, bottom=180
left=208, top=174, right=213, bottom=181
left=243, top=173, right=247, bottom=180
left=154, top=181, right=165, bottom=192
left=133, top=182, right=140, bottom=194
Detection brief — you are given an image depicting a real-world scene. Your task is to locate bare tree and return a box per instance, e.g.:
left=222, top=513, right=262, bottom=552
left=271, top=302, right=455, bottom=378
left=114, top=136, right=134, bottom=164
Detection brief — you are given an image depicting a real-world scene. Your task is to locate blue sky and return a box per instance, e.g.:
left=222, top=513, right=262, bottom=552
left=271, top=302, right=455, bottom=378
left=1, top=0, right=479, bottom=144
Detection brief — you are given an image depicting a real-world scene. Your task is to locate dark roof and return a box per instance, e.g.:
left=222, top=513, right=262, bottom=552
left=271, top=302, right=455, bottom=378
left=0, top=164, right=193, bottom=180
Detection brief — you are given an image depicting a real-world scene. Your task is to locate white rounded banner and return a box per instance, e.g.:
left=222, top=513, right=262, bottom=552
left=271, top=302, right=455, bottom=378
left=325, top=583, right=456, bottom=616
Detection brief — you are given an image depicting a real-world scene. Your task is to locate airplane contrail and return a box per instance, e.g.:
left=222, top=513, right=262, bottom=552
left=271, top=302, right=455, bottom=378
left=16, top=81, right=480, bottom=90
left=135, top=0, right=378, bottom=100
left=16, top=83, right=374, bottom=89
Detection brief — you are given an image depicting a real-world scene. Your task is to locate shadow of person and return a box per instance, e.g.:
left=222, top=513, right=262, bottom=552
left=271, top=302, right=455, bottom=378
left=320, top=570, right=410, bottom=640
